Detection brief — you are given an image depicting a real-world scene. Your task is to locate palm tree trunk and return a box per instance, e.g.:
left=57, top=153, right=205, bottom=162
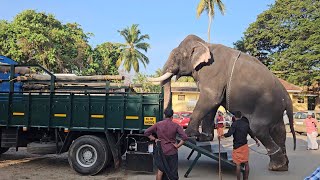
left=207, top=1, right=212, bottom=43
left=208, top=14, right=212, bottom=43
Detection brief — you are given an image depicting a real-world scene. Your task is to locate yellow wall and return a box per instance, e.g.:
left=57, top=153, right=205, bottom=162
left=289, top=93, right=308, bottom=112
left=172, top=91, right=225, bottom=112
left=290, top=93, right=320, bottom=111
left=172, top=91, right=319, bottom=113
left=172, top=92, right=199, bottom=112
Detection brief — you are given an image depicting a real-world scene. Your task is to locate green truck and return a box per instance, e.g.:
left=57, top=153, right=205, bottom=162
left=0, top=63, right=163, bottom=175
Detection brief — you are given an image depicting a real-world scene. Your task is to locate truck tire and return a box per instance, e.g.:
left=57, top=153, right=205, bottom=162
left=68, top=135, right=111, bottom=175
left=27, top=142, right=62, bottom=155
left=0, top=147, right=9, bottom=154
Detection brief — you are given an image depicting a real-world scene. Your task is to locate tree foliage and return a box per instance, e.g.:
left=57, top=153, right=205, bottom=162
left=83, top=42, right=121, bottom=75
left=117, top=24, right=150, bottom=73
left=234, top=0, right=320, bottom=86
left=176, top=76, right=195, bottom=82
left=0, top=10, right=121, bottom=75
left=196, top=0, right=225, bottom=42
left=0, top=10, right=92, bottom=73
left=133, top=69, right=161, bottom=93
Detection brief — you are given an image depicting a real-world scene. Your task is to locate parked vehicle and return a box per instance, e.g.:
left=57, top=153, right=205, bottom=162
left=172, top=112, right=192, bottom=128
left=173, top=113, right=181, bottom=123
left=0, top=63, right=163, bottom=175
left=293, top=111, right=320, bottom=134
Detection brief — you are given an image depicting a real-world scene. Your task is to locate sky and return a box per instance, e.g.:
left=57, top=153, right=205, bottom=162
left=0, top=0, right=275, bottom=74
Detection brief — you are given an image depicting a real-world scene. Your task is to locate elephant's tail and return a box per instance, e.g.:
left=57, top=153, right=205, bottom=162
left=285, top=95, right=296, bottom=150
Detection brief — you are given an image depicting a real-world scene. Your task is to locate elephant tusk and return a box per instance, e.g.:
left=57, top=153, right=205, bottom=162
left=147, top=72, right=173, bottom=82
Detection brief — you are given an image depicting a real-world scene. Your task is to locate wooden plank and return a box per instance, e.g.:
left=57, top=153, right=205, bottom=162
left=17, top=74, right=124, bottom=81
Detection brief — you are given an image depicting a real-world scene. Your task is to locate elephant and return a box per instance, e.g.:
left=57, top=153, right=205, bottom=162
left=148, top=35, right=296, bottom=171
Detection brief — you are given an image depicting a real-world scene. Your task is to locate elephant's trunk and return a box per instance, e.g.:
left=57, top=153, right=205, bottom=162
left=146, top=71, right=173, bottom=113
left=162, top=78, right=172, bottom=113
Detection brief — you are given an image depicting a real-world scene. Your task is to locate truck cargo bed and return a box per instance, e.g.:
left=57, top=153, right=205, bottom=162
left=0, top=92, right=163, bottom=132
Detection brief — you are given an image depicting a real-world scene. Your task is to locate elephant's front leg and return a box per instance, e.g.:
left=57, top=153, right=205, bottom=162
left=185, top=94, right=221, bottom=137
left=200, top=109, right=219, bottom=141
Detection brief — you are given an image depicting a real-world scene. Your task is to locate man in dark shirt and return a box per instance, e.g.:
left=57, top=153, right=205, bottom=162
left=145, top=109, right=188, bottom=180
left=219, top=111, right=260, bottom=180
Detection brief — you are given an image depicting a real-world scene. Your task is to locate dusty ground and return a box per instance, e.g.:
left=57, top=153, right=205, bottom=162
left=0, top=131, right=319, bottom=180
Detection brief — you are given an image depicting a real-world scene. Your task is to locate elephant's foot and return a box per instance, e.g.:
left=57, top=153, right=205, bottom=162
left=268, top=154, right=289, bottom=171
left=185, top=127, right=201, bottom=137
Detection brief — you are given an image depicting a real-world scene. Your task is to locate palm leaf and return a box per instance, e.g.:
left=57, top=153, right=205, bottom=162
left=116, top=55, right=123, bottom=68
left=131, top=24, right=140, bottom=43
left=135, top=42, right=150, bottom=52
left=135, top=34, right=150, bottom=44
left=136, top=50, right=149, bottom=68
left=196, top=0, right=206, bottom=18
left=216, top=0, right=225, bottom=15
left=123, top=52, right=133, bottom=72
left=132, top=58, right=139, bottom=72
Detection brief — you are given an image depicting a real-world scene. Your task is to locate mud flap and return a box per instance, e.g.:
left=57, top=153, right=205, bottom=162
left=105, top=131, right=121, bottom=169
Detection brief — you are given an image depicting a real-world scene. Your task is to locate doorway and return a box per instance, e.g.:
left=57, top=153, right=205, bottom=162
left=307, top=96, right=316, bottom=110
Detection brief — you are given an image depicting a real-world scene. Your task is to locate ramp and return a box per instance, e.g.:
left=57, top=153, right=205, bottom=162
left=177, top=137, right=243, bottom=178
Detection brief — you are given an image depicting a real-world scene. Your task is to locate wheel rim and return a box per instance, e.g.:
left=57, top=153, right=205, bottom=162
left=76, top=144, right=98, bottom=168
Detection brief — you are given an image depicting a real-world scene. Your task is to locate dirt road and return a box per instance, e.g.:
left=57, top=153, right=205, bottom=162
left=0, top=133, right=319, bottom=180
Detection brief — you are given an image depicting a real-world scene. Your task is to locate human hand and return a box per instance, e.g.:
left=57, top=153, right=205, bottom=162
left=155, top=139, right=160, bottom=143
left=173, top=143, right=179, bottom=149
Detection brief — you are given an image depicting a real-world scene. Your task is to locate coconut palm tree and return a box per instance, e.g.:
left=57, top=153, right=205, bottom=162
left=197, top=0, right=225, bottom=42
left=117, top=24, right=150, bottom=73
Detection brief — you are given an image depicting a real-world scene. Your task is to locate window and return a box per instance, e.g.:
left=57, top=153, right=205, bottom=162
left=181, top=113, right=191, bottom=117
left=297, top=97, right=304, bottom=103
left=178, top=95, right=185, bottom=101
left=300, top=112, right=308, bottom=119
left=294, top=112, right=301, bottom=119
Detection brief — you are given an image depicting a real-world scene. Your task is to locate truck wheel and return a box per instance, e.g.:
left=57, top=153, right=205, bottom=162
left=0, top=147, right=9, bottom=154
left=68, top=135, right=111, bottom=175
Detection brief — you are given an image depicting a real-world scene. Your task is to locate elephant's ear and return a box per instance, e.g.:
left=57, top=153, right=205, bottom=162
left=191, top=41, right=211, bottom=69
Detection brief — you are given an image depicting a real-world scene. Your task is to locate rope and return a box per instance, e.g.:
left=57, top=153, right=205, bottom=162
left=248, top=144, right=281, bottom=156
left=226, top=51, right=241, bottom=111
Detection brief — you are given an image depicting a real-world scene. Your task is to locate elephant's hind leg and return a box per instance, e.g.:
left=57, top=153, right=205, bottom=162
left=269, top=119, right=289, bottom=171
left=250, top=120, right=288, bottom=171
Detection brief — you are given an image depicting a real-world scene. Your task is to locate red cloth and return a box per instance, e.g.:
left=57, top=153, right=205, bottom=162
left=216, top=115, right=224, bottom=128
left=232, top=144, right=249, bottom=165
left=144, top=118, right=188, bottom=155
left=217, top=127, right=224, bottom=136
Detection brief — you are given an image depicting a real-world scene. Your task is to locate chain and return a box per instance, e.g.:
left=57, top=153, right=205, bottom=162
left=226, top=51, right=241, bottom=111
left=249, top=145, right=281, bottom=156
